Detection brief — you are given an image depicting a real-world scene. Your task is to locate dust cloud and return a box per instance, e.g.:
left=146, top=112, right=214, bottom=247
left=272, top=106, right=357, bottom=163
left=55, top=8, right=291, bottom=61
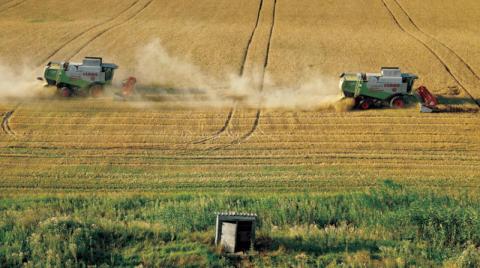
left=0, top=60, right=45, bottom=100
left=133, top=39, right=345, bottom=110
left=0, top=40, right=347, bottom=111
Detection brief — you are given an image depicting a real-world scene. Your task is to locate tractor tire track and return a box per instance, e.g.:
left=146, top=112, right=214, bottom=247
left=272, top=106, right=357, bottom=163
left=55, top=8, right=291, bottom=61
left=210, top=110, right=261, bottom=151
left=0, top=0, right=26, bottom=13
left=382, top=0, right=480, bottom=107
left=262, top=0, right=277, bottom=71
left=39, top=0, right=153, bottom=64
left=67, top=0, right=154, bottom=61
left=239, top=0, right=264, bottom=76
left=0, top=0, right=16, bottom=10
left=1, top=102, right=23, bottom=136
left=189, top=0, right=264, bottom=146
left=208, top=0, right=277, bottom=151
left=393, top=0, right=480, bottom=82
left=38, top=0, right=140, bottom=66
left=2, top=110, right=15, bottom=136
left=191, top=107, right=236, bottom=144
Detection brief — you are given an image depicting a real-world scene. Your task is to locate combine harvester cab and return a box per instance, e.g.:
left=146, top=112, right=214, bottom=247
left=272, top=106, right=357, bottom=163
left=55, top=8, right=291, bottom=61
left=42, top=57, right=118, bottom=97
left=339, top=67, right=418, bottom=110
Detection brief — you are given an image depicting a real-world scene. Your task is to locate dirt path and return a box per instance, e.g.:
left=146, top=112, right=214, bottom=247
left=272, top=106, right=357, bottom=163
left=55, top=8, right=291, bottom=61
left=382, top=0, right=480, bottom=107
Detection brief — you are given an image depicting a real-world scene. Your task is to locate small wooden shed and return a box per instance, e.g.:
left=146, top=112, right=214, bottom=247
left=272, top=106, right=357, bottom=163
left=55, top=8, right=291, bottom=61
left=215, top=212, right=257, bottom=253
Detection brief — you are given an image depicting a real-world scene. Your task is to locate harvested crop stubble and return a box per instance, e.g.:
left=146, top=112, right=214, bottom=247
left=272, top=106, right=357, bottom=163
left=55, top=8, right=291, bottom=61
left=1, top=100, right=480, bottom=193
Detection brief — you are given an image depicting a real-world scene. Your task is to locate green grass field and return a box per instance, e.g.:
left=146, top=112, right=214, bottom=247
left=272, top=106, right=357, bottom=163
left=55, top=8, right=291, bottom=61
left=2, top=182, right=480, bottom=266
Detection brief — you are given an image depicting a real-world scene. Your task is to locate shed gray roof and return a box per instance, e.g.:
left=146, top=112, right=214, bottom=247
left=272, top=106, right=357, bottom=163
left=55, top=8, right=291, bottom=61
left=216, top=212, right=257, bottom=217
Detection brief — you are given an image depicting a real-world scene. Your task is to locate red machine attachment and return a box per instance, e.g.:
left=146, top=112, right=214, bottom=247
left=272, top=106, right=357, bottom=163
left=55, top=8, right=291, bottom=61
left=122, top=77, right=137, bottom=97
left=415, top=86, right=438, bottom=112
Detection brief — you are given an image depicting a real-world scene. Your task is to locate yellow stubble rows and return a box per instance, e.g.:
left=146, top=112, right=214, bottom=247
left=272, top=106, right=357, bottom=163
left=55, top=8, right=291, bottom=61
left=1, top=99, right=479, bottom=193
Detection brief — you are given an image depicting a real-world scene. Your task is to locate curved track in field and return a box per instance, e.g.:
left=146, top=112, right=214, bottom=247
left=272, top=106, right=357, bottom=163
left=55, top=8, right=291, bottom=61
left=393, top=0, right=480, bottom=82
left=38, top=0, right=140, bottom=65
left=209, top=0, right=277, bottom=151
left=1, top=110, right=15, bottom=136
left=382, top=0, right=480, bottom=108
left=239, top=0, right=265, bottom=77
left=191, top=108, right=236, bottom=144
left=39, top=0, right=153, bottom=64
left=0, top=0, right=27, bottom=13
left=189, top=0, right=264, bottom=145
left=68, top=0, right=154, bottom=60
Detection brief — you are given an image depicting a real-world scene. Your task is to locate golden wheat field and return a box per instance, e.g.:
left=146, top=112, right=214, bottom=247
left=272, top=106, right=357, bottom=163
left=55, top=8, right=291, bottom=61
left=1, top=0, right=480, bottom=193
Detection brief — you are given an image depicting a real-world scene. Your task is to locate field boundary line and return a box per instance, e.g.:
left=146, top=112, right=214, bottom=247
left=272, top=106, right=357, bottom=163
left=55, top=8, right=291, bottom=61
left=38, top=0, right=140, bottom=65
left=68, top=0, right=154, bottom=61
left=381, top=0, right=480, bottom=108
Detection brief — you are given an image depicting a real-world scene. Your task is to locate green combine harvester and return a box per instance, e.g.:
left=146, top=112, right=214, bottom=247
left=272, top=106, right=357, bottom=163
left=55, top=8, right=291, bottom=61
left=39, top=57, right=118, bottom=97
left=339, top=67, right=419, bottom=109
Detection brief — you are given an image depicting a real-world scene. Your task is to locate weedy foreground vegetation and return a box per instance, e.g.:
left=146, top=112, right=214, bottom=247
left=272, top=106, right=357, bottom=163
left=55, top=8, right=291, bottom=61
left=2, top=182, right=480, bottom=267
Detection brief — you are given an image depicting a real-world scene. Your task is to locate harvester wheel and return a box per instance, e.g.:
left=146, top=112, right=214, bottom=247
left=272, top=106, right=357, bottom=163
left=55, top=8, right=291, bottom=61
left=61, top=87, right=71, bottom=97
left=390, top=96, right=405, bottom=109
left=359, top=99, right=371, bottom=110
left=89, top=84, right=104, bottom=98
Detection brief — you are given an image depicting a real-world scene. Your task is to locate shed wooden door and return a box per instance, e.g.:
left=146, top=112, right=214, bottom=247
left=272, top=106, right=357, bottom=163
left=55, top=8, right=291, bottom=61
left=221, top=222, right=237, bottom=253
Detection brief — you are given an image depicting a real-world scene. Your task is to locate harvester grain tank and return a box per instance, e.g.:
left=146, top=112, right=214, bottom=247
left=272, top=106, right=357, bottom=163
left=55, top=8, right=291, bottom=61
left=339, top=67, right=418, bottom=109
left=40, top=57, right=118, bottom=97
